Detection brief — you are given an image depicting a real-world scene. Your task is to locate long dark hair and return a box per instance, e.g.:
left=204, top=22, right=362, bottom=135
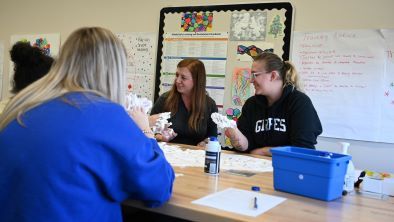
left=164, top=58, right=207, bottom=132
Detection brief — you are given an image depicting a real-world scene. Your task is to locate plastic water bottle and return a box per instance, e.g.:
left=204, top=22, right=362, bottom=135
left=340, top=142, right=355, bottom=193
left=204, top=137, right=221, bottom=175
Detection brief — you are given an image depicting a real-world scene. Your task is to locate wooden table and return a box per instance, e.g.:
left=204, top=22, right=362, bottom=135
left=123, top=145, right=394, bottom=222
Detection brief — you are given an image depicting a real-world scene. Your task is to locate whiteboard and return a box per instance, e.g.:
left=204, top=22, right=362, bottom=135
left=292, top=29, right=394, bottom=143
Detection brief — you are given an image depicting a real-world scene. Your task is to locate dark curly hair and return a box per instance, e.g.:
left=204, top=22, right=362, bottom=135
left=10, top=42, right=54, bottom=93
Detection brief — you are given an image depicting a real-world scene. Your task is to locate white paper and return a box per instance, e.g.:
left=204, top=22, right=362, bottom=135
left=211, top=112, right=237, bottom=129
left=125, top=92, right=152, bottom=113
left=116, top=32, right=156, bottom=101
left=192, top=188, right=286, bottom=217
left=159, top=143, right=272, bottom=172
left=230, top=12, right=267, bottom=41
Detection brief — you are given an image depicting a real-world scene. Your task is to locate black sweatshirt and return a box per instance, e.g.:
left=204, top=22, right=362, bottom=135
left=151, top=92, right=218, bottom=146
left=237, top=85, right=322, bottom=151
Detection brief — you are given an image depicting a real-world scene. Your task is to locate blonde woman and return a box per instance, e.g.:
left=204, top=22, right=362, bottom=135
left=0, top=27, right=174, bottom=221
left=225, top=52, right=322, bottom=156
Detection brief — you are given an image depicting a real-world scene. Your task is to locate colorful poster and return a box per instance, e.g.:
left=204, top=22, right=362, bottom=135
left=161, top=32, right=228, bottom=107
left=181, top=12, right=213, bottom=32
left=236, top=41, right=274, bottom=61
left=116, top=32, right=156, bottom=100
left=10, top=33, right=60, bottom=57
left=222, top=107, right=242, bottom=147
left=268, top=14, right=285, bottom=39
left=9, top=33, right=60, bottom=92
left=230, top=11, right=267, bottom=41
left=231, top=67, right=254, bottom=106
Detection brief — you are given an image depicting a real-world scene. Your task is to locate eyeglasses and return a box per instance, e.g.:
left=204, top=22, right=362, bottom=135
left=251, top=71, right=270, bottom=78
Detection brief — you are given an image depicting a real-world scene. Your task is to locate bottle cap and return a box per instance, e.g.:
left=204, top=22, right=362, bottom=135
left=251, top=186, right=260, bottom=192
left=209, top=137, right=218, bottom=141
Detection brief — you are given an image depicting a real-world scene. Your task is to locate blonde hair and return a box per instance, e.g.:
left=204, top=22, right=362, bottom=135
left=253, top=52, right=299, bottom=89
left=0, top=27, right=127, bottom=130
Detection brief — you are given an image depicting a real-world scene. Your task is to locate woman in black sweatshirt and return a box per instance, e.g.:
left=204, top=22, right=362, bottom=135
left=225, top=52, right=322, bottom=156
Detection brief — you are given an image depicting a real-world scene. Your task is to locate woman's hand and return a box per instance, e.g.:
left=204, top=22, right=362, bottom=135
left=129, top=107, right=154, bottom=138
left=250, top=147, right=272, bottom=156
left=149, top=114, right=160, bottom=127
left=225, top=128, right=240, bottom=148
left=197, top=138, right=209, bottom=147
left=224, top=127, right=248, bottom=151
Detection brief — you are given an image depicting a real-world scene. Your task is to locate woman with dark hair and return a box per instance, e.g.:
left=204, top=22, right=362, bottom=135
left=150, top=58, right=218, bottom=147
left=225, top=52, right=322, bottom=156
left=0, top=41, right=54, bottom=113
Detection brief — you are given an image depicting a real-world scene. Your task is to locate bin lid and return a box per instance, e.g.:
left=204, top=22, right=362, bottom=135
left=271, top=146, right=351, bottom=163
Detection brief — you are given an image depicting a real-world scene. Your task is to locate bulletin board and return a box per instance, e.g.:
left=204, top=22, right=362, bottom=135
left=154, top=2, right=293, bottom=146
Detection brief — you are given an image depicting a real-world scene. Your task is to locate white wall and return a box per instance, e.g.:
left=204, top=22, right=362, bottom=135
left=0, top=0, right=393, bottom=171
left=317, top=137, right=393, bottom=172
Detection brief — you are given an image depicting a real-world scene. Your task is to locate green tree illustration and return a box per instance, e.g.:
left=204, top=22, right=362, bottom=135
left=269, top=15, right=283, bottom=38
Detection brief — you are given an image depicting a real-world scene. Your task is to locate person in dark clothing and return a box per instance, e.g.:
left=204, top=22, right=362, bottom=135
left=10, top=42, right=54, bottom=93
left=150, top=58, right=218, bottom=147
left=225, top=52, right=322, bottom=156
left=0, top=42, right=54, bottom=114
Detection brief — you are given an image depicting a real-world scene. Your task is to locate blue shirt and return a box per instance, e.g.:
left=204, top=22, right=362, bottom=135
left=0, top=92, right=174, bottom=222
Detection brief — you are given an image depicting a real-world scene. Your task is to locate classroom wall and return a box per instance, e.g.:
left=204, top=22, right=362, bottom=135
left=1, top=0, right=393, bottom=172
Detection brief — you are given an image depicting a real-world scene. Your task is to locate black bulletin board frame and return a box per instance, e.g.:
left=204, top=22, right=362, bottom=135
left=154, top=2, right=293, bottom=101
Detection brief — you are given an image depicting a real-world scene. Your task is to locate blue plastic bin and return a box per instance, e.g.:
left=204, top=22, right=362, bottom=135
left=271, top=146, right=351, bottom=201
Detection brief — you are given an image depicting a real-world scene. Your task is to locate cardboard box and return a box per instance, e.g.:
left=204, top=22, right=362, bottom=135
left=362, top=176, right=394, bottom=196
left=271, top=146, right=351, bottom=201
